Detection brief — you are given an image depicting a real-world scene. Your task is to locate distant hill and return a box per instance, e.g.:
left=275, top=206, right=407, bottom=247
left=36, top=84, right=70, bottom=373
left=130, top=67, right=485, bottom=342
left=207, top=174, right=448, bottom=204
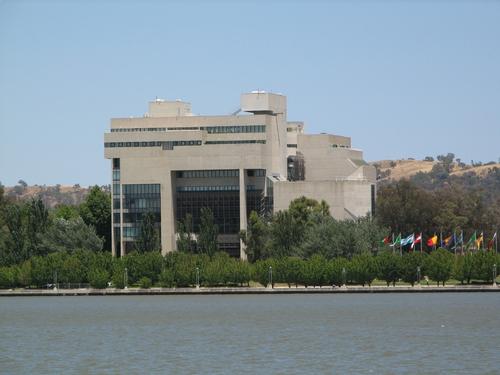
left=372, top=159, right=500, bottom=182
left=3, top=184, right=109, bottom=208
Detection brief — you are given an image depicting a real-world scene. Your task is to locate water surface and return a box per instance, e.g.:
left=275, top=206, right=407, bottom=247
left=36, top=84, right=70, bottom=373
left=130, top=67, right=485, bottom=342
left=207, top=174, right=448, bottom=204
left=1, top=294, right=499, bottom=374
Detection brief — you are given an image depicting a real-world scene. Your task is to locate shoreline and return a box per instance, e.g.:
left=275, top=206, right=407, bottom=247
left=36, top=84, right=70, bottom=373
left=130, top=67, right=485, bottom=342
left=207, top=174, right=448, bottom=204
left=1, top=285, right=499, bottom=296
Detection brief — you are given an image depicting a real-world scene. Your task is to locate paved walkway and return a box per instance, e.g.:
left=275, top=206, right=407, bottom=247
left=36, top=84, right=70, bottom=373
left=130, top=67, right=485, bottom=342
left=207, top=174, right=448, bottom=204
left=1, top=284, right=498, bottom=296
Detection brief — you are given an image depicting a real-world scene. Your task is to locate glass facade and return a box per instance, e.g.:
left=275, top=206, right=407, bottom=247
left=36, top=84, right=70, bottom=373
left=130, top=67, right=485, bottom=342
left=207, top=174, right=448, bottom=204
left=176, top=169, right=239, bottom=178
left=205, top=140, right=266, bottom=145
left=201, top=125, right=265, bottom=134
left=176, top=191, right=240, bottom=234
left=112, top=158, right=121, bottom=257
left=122, top=184, right=161, bottom=250
left=105, top=140, right=201, bottom=148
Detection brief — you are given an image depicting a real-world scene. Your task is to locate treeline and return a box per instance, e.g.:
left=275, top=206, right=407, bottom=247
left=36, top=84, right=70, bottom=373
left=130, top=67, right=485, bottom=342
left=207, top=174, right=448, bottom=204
left=0, top=185, right=111, bottom=266
left=1, top=249, right=497, bottom=289
left=175, top=197, right=386, bottom=261
left=376, top=153, right=500, bottom=235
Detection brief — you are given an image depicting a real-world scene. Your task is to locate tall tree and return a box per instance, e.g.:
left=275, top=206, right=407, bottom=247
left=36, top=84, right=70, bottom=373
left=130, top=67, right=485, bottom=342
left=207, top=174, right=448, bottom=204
left=42, top=217, right=103, bottom=253
left=240, top=211, right=268, bottom=262
left=26, top=198, right=49, bottom=257
left=198, top=207, right=218, bottom=257
left=79, top=186, right=111, bottom=251
left=135, top=212, right=160, bottom=253
left=177, top=213, right=196, bottom=253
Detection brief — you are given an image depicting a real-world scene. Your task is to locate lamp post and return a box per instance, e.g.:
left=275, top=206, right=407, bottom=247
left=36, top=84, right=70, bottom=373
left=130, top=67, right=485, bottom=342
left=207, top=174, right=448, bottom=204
left=196, top=267, right=200, bottom=289
left=124, top=267, right=128, bottom=289
left=417, top=266, right=421, bottom=286
left=342, top=267, right=346, bottom=288
left=493, top=264, right=497, bottom=287
left=268, top=266, right=273, bottom=289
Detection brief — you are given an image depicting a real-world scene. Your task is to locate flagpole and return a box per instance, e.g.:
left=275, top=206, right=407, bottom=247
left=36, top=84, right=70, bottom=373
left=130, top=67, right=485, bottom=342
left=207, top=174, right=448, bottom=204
left=399, top=233, right=402, bottom=257
left=453, top=230, right=456, bottom=256
left=392, top=233, right=395, bottom=254
left=461, top=230, right=464, bottom=255
left=495, top=230, right=498, bottom=254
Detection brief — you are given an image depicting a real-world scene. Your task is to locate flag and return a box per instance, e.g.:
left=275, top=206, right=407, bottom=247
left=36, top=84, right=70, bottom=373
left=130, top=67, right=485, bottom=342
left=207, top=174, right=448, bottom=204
left=443, top=235, right=453, bottom=247
left=475, top=232, right=484, bottom=249
left=427, top=235, right=438, bottom=247
left=401, top=234, right=414, bottom=247
left=390, top=233, right=401, bottom=247
left=411, top=233, right=422, bottom=249
left=466, top=232, right=477, bottom=248
left=381, top=235, right=392, bottom=245
left=487, top=232, right=497, bottom=250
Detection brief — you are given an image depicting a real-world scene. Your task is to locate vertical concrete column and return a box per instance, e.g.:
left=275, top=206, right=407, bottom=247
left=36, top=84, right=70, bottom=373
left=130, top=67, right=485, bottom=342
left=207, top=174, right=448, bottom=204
left=161, top=170, right=176, bottom=256
left=120, top=183, right=125, bottom=256
left=239, top=168, right=248, bottom=260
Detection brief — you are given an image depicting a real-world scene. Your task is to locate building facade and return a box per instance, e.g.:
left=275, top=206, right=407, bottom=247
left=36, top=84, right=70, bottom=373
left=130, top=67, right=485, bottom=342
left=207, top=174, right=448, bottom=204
left=104, top=92, right=376, bottom=258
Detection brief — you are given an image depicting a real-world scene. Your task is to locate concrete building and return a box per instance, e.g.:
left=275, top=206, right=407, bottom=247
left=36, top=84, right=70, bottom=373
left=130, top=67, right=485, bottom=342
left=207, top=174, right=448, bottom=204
left=104, top=92, right=376, bottom=258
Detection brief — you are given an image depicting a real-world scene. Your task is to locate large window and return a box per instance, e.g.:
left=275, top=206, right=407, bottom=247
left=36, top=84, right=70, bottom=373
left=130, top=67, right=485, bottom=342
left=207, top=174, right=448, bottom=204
left=205, top=140, right=266, bottom=145
left=176, top=169, right=239, bottom=179
left=176, top=191, right=240, bottom=234
left=202, top=125, right=265, bottom=134
left=104, top=140, right=201, bottom=148
left=122, top=184, right=161, bottom=244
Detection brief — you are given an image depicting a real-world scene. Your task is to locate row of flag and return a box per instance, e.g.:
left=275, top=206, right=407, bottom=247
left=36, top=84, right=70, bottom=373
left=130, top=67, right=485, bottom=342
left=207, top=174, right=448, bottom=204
left=381, top=231, right=498, bottom=252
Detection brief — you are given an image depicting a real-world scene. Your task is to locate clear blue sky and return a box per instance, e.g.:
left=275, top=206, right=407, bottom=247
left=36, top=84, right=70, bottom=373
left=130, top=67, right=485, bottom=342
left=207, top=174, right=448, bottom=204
left=1, top=0, right=499, bottom=187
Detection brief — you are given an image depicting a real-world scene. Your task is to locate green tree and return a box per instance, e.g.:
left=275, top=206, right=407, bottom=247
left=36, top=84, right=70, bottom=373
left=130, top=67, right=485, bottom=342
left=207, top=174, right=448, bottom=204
left=198, top=207, right=218, bottom=257
left=139, top=276, right=152, bottom=288
left=269, top=211, right=301, bottom=258
left=349, top=253, right=378, bottom=286
left=453, top=252, right=474, bottom=284
left=2, top=204, right=27, bottom=265
left=325, top=257, right=350, bottom=287
left=79, top=186, right=111, bottom=251
left=42, top=217, right=103, bottom=253
left=472, top=251, right=498, bottom=283
left=135, top=212, right=160, bottom=253
left=377, top=251, right=402, bottom=286
left=277, top=257, right=304, bottom=288
left=400, top=252, right=426, bottom=286
left=240, top=211, right=268, bottom=262
left=177, top=213, right=196, bottom=253
left=158, top=268, right=175, bottom=287
left=25, top=198, right=49, bottom=257
left=88, top=268, right=109, bottom=289
left=53, top=204, right=80, bottom=220
left=302, top=255, right=328, bottom=288
left=425, top=248, right=454, bottom=286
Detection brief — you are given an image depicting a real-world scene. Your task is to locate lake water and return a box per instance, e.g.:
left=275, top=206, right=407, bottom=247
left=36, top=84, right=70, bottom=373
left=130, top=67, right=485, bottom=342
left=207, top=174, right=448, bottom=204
left=0, top=294, right=499, bottom=374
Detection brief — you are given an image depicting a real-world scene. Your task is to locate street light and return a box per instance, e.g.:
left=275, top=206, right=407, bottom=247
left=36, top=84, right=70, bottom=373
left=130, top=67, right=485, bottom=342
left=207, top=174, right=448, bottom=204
left=124, top=267, right=128, bottom=289
left=493, top=264, right=497, bottom=287
left=269, top=266, right=273, bottom=289
left=196, top=267, right=200, bottom=288
left=417, top=266, right=421, bottom=286
left=342, top=267, right=346, bottom=288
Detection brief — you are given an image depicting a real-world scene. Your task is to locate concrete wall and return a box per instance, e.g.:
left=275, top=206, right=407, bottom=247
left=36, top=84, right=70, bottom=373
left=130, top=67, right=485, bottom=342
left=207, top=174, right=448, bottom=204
left=273, top=180, right=374, bottom=220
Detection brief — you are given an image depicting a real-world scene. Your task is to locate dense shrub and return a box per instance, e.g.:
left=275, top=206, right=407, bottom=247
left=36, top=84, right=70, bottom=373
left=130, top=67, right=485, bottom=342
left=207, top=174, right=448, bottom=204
left=139, top=277, right=152, bottom=289
left=400, top=252, right=426, bottom=286
left=0, top=267, right=16, bottom=288
left=159, top=268, right=175, bottom=287
left=425, top=249, right=454, bottom=286
left=88, top=268, right=109, bottom=289
left=377, top=251, right=402, bottom=286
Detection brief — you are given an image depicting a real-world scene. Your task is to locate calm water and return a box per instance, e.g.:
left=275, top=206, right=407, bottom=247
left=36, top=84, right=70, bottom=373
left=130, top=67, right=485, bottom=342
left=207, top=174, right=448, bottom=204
left=0, top=294, right=499, bottom=374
